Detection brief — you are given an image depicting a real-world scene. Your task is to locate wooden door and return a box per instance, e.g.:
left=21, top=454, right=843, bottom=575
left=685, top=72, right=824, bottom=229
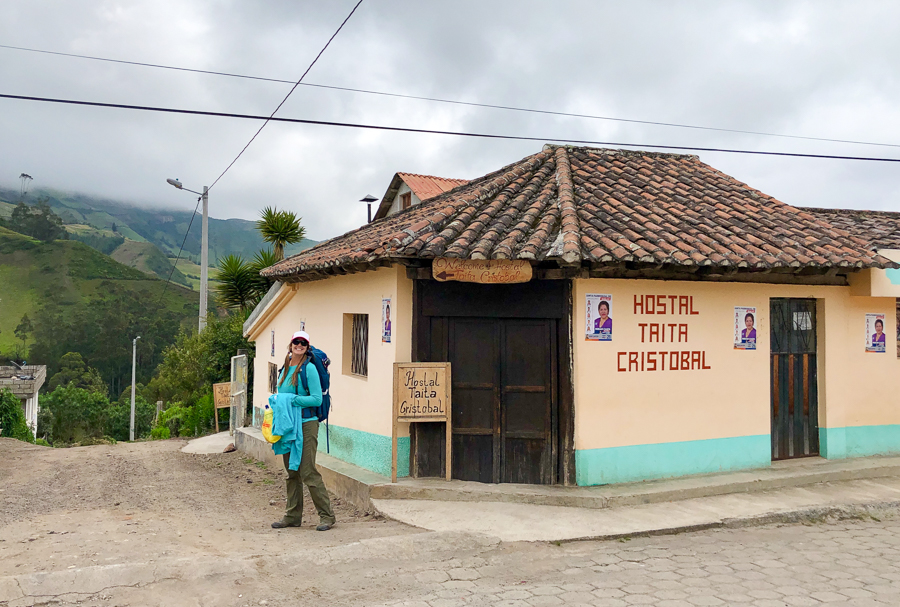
left=448, top=318, right=556, bottom=484
left=770, top=298, right=819, bottom=460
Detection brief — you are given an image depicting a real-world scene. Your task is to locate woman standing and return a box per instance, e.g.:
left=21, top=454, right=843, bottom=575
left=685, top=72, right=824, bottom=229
left=272, top=330, right=336, bottom=531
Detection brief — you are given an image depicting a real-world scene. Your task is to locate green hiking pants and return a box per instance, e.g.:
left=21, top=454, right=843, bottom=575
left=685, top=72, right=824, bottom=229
left=282, top=420, right=335, bottom=525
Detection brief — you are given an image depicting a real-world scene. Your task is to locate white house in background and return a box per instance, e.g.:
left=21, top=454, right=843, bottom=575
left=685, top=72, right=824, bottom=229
left=0, top=365, right=46, bottom=438
left=373, top=172, right=468, bottom=220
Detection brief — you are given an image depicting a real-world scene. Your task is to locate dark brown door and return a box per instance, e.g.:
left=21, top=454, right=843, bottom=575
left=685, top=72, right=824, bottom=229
left=770, top=298, right=819, bottom=460
left=449, top=318, right=556, bottom=484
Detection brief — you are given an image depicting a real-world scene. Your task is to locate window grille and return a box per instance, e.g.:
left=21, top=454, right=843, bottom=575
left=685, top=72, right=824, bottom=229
left=351, top=313, right=369, bottom=376
left=268, top=362, right=278, bottom=393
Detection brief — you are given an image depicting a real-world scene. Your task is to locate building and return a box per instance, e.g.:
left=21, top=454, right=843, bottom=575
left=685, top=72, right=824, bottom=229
left=0, top=365, right=46, bottom=438
left=244, top=145, right=900, bottom=486
left=373, top=172, right=468, bottom=220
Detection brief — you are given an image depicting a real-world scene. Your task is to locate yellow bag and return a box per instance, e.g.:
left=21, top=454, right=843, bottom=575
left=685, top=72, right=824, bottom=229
left=261, top=405, right=281, bottom=444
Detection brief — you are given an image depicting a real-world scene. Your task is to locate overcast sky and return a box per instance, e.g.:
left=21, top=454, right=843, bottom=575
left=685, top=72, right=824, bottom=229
left=1, top=1, right=899, bottom=242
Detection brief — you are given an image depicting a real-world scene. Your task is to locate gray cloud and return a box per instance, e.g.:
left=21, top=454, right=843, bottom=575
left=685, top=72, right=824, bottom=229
left=1, top=0, right=898, bottom=243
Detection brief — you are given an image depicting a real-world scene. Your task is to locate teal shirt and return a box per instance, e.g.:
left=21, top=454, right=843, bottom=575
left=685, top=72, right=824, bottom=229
left=277, top=360, right=322, bottom=423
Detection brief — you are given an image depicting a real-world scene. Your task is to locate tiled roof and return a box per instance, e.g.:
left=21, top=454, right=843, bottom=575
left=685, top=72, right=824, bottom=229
left=803, top=207, right=900, bottom=250
left=397, top=172, right=469, bottom=202
left=263, top=145, right=895, bottom=280
left=372, top=172, right=468, bottom=220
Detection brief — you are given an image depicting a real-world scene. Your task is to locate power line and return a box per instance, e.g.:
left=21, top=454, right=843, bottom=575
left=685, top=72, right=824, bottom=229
left=3, top=92, right=900, bottom=164
left=207, top=0, right=363, bottom=191
left=158, top=195, right=201, bottom=305
left=2, top=42, right=898, bottom=151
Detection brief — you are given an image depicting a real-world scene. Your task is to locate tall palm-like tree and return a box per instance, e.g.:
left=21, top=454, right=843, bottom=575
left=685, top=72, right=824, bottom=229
left=213, top=255, right=257, bottom=312
left=256, top=207, right=305, bottom=261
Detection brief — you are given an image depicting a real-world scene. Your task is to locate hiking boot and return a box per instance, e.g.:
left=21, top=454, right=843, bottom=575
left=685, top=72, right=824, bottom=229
left=316, top=521, right=334, bottom=531
left=271, top=519, right=302, bottom=529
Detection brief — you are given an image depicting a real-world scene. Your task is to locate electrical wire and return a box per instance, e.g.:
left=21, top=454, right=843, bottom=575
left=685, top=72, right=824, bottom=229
left=2, top=42, right=898, bottom=150
left=2, top=92, right=900, bottom=164
left=157, top=195, right=201, bottom=305
left=207, top=0, right=363, bottom=191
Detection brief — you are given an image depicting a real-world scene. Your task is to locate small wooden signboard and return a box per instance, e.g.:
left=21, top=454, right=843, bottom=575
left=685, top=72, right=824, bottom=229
left=392, top=362, right=452, bottom=482
left=213, top=382, right=231, bottom=433
left=432, top=257, right=532, bottom=284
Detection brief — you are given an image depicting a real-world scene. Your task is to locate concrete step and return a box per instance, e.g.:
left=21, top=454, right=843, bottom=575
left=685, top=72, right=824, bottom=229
left=234, top=426, right=900, bottom=513
left=373, top=477, right=900, bottom=542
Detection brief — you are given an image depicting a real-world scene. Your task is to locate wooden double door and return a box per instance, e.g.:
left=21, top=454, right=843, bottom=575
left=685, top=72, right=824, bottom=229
left=450, top=317, right=556, bottom=484
left=412, top=279, right=573, bottom=485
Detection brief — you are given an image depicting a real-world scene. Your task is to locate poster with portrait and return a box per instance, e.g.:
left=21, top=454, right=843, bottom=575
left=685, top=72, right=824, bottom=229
left=382, top=297, right=392, bottom=343
left=865, top=313, right=886, bottom=353
left=733, top=306, right=757, bottom=350
left=585, top=293, right=613, bottom=341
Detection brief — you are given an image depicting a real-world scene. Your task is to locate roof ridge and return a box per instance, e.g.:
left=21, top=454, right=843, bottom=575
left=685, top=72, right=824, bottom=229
left=396, top=171, right=468, bottom=182
left=545, top=143, right=698, bottom=160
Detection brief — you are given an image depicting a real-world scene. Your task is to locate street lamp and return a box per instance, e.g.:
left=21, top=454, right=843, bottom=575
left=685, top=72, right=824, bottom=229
left=360, top=194, right=378, bottom=223
left=130, top=335, right=141, bottom=441
left=167, top=178, right=209, bottom=332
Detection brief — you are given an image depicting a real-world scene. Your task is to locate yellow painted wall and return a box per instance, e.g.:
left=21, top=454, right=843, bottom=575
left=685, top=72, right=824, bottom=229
left=248, top=266, right=413, bottom=438
left=573, top=278, right=899, bottom=452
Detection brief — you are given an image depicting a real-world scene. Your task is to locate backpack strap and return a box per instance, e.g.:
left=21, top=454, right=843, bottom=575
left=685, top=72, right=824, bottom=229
left=299, top=359, right=310, bottom=394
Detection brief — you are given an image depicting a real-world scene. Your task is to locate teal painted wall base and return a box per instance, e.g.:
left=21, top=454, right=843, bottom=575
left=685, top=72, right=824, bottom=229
left=575, top=435, right=771, bottom=486
left=317, top=423, right=409, bottom=478
left=820, top=425, right=900, bottom=459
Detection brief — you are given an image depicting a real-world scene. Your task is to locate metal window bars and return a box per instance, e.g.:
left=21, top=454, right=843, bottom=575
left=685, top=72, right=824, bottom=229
left=351, top=313, right=369, bottom=376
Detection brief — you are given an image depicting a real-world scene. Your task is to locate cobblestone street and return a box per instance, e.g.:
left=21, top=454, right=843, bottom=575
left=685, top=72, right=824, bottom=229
left=376, top=518, right=900, bottom=607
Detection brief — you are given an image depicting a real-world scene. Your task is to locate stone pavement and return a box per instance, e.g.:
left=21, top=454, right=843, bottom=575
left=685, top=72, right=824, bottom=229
left=374, top=476, right=900, bottom=541
left=369, top=517, right=900, bottom=607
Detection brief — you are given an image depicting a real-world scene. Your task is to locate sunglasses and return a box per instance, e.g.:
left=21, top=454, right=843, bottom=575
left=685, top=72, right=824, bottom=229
left=291, top=338, right=309, bottom=346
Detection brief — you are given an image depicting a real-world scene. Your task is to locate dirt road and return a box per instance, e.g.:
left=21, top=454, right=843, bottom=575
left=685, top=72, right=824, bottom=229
left=0, top=437, right=423, bottom=606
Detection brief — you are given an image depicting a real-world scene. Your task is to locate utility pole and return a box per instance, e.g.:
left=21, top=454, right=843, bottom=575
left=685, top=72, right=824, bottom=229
left=130, top=336, right=140, bottom=441
left=200, top=186, right=209, bottom=331
left=166, top=178, right=209, bottom=332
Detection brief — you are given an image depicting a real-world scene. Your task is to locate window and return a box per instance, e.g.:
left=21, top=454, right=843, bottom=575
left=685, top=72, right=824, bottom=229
left=268, top=362, right=278, bottom=393
left=351, top=314, right=369, bottom=376
left=343, top=313, right=369, bottom=377
left=400, top=192, right=412, bottom=210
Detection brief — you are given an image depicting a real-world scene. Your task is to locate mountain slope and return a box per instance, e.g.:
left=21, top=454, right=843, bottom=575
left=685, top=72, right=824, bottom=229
left=0, top=187, right=317, bottom=264
left=109, top=240, right=191, bottom=287
left=0, top=226, right=197, bottom=353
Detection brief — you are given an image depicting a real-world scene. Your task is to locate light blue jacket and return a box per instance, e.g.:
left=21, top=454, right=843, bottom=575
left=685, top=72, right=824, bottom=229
left=270, top=360, right=322, bottom=470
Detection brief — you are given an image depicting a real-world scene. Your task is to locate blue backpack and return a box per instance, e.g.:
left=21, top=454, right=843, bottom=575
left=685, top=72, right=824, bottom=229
left=299, top=346, right=332, bottom=452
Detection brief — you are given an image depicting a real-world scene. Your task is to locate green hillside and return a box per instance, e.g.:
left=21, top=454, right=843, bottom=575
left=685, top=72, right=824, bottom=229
left=0, top=187, right=317, bottom=264
left=0, top=226, right=197, bottom=354
left=109, top=240, right=191, bottom=288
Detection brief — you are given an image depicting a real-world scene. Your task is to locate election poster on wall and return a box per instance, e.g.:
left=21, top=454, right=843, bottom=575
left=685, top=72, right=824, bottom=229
left=866, top=313, right=886, bottom=353
left=585, top=293, right=613, bottom=341
left=382, top=297, right=392, bottom=343
left=733, top=306, right=758, bottom=350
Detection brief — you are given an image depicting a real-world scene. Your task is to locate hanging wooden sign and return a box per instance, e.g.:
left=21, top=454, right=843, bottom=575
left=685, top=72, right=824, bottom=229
left=392, top=362, right=452, bottom=482
left=432, top=257, right=532, bottom=284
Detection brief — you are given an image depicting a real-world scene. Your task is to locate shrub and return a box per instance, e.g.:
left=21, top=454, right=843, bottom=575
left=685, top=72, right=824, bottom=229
left=150, top=426, right=170, bottom=440
left=35, top=438, right=51, bottom=447
left=0, top=388, right=35, bottom=443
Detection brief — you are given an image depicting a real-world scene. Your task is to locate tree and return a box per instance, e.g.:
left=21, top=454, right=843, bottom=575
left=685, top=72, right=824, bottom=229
left=0, top=388, right=34, bottom=443
left=146, top=312, right=253, bottom=407
left=37, top=384, right=110, bottom=444
left=14, top=314, right=33, bottom=349
left=214, top=255, right=257, bottom=312
left=4, top=199, right=68, bottom=242
left=214, top=248, right=279, bottom=312
left=47, top=352, right=108, bottom=396
left=256, top=206, right=304, bottom=261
